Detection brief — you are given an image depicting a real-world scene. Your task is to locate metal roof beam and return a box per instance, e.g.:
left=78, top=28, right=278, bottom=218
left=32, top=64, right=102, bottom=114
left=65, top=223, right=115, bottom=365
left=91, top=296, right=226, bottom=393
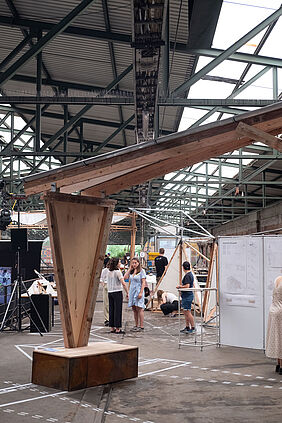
left=0, top=96, right=275, bottom=107
left=154, top=179, right=282, bottom=186
left=38, top=64, right=133, bottom=153
left=0, top=105, right=137, bottom=131
left=93, top=114, right=135, bottom=154
left=0, top=33, right=32, bottom=72
left=102, top=0, right=127, bottom=147
left=0, top=0, right=97, bottom=88
left=1, top=105, right=49, bottom=153
left=172, top=6, right=282, bottom=96
left=190, top=66, right=271, bottom=128
left=1, top=16, right=282, bottom=68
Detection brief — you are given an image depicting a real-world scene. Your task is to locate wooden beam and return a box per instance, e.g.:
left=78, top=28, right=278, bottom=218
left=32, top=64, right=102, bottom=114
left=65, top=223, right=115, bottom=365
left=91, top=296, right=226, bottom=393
left=236, top=121, right=282, bottom=152
left=23, top=102, right=282, bottom=196
left=82, top=133, right=255, bottom=196
left=130, top=212, right=137, bottom=261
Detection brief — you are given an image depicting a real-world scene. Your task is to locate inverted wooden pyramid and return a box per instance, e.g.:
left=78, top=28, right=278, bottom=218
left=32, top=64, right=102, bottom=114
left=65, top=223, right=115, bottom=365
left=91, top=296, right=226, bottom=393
left=44, top=192, right=115, bottom=348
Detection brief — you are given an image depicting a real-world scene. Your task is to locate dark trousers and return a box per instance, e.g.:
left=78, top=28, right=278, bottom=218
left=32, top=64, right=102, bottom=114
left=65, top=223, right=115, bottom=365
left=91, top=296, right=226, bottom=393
left=108, top=291, right=123, bottom=328
left=160, top=300, right=179, bottom=316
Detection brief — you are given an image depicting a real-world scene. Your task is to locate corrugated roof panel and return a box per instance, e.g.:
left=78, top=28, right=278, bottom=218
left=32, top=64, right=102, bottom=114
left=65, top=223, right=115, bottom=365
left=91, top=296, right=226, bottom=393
left=107, top=0, right=133, bottom=35
left=0, top=0, right=196, bottom=158
left=169, top=0, right=189, bottom=44
left=10, top=0, right=107, bottom=31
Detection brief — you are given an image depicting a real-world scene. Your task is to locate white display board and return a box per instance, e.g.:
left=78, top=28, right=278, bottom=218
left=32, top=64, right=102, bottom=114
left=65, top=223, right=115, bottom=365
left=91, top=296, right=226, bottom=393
left=219, top=236, right=264, bottom=349
left=263, top=236, right=282, bottom=345
left=219, top=235, right=282, bottom=350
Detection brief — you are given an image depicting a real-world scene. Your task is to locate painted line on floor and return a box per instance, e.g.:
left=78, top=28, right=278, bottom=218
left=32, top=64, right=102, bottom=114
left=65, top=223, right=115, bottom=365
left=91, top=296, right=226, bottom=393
left=0, top=383, right=32, bottom=393
left=139, top=362, right=189, bottom=377
left=154, top=373, right=282, bottom=391
left=0, top=391, right=67, bottom=408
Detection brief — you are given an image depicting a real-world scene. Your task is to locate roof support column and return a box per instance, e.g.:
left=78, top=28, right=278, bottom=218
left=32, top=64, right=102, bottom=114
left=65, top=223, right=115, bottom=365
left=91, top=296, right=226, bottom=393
left=162, top=0, right=170, bottom=97
left=273, top=66, right=278, bottom=99
left=35, top=29, right=42, bottom=153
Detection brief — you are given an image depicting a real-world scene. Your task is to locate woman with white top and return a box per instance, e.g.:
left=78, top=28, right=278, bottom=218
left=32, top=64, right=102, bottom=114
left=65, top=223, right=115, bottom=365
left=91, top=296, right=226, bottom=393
left=157, top=289, right=179, bottom=316
left=266, top=275, right=282, bottom=374
left=107, top=257, right=129, bottom=334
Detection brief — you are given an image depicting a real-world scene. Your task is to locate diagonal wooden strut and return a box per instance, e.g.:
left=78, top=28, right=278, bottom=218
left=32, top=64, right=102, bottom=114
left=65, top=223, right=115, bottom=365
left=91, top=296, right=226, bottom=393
left=236, top=121, right=282, bottom=152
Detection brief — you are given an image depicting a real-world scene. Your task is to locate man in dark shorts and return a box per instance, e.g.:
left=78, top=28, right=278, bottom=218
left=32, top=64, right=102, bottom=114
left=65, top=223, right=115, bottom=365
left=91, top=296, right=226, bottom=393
left=155, top=248, right=168, bottom=282
left=176, top=261, right=195, bottom=334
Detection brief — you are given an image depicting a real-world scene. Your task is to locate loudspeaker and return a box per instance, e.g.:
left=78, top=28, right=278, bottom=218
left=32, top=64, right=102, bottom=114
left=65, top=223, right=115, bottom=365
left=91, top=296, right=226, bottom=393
left=11, top=228, right=28, bottom=253
left=30, top=294, right=52, bottom=333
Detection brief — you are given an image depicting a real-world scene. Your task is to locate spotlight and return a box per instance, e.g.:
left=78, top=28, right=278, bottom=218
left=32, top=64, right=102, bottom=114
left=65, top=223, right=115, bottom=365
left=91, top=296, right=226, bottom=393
left=0, top=208, right=12, bottom=231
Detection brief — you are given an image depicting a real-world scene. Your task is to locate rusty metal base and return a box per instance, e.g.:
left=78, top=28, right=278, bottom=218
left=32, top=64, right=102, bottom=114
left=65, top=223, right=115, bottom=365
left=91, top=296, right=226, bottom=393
left=32, top=342, right=138, bottom=391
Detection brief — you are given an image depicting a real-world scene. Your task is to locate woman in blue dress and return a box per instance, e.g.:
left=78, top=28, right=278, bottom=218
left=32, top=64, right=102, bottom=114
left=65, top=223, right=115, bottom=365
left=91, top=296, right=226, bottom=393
left=124, top=257, right=146, bottom=332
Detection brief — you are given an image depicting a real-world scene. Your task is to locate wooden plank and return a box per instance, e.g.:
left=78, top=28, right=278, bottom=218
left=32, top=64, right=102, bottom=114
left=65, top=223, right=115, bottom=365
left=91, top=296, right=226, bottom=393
left=202, top=242, right=216, bottom=317
left=44, top=193, right=116, bottom=348
left=78, top=202, right=114, bottom=346
left=236, top=121, right=282, bottom=152
left=130, top=212, right=137, bottom=261
left=23, top=102, right=282, bottom=195
left=35, top=343, right=137, bottom=357
left=45, top=198, right=74, bottom=348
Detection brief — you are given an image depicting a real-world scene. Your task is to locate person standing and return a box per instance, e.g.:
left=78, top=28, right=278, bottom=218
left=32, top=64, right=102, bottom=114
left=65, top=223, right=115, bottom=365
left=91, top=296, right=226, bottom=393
left=155, top=248, right=168, bottom=282
left=177, top=261, right=195, bottom=334
left=104, top=252, right=111, bottom=267
left=124, top=257, right=146, bottom=332
left=266, top=276, right=282, bottom=375
left=107, top=257, right=129, bottom=334
left=100, top=263, right=110, bottom=326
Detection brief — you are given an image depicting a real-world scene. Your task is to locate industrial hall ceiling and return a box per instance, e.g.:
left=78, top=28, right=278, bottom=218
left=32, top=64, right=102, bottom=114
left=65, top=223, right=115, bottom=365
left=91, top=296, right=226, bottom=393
left=0, top=0, right=281, bottom=232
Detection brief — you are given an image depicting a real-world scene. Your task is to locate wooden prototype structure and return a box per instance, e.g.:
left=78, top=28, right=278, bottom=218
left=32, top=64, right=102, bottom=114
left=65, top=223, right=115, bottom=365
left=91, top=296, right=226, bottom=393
left=23, top=103, right=282, bottom=390
left=31, top=192, right=138, bottom=389
left=149, top=241, right=209, bottom=312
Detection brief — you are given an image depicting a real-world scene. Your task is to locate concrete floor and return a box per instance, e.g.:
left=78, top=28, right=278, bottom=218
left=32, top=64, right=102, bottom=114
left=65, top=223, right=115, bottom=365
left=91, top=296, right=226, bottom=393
left=0, top=288, right=281, bottom=423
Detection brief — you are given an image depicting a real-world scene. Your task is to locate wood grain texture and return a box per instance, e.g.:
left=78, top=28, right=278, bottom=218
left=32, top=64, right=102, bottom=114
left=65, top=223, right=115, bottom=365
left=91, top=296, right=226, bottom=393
left=24, top=103, right=282, bottom=196
left=44, top=193, right=116, bottom=348
left=236, top=122, right=282, bottom=152
left=32, top=343, right=138, bottom=391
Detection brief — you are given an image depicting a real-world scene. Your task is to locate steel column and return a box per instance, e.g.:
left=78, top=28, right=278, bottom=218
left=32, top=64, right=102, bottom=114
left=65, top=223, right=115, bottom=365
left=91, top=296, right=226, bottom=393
left=35, top=30, right=42, bottom=152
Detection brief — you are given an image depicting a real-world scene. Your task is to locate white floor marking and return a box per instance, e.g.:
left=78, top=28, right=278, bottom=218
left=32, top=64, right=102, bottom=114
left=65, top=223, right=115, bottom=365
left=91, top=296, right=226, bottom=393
left=0, top=383, right=32, bottom=395
left=139, top=363, right=189, bottom=377
left=0, top=391, right=67, bottom=407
